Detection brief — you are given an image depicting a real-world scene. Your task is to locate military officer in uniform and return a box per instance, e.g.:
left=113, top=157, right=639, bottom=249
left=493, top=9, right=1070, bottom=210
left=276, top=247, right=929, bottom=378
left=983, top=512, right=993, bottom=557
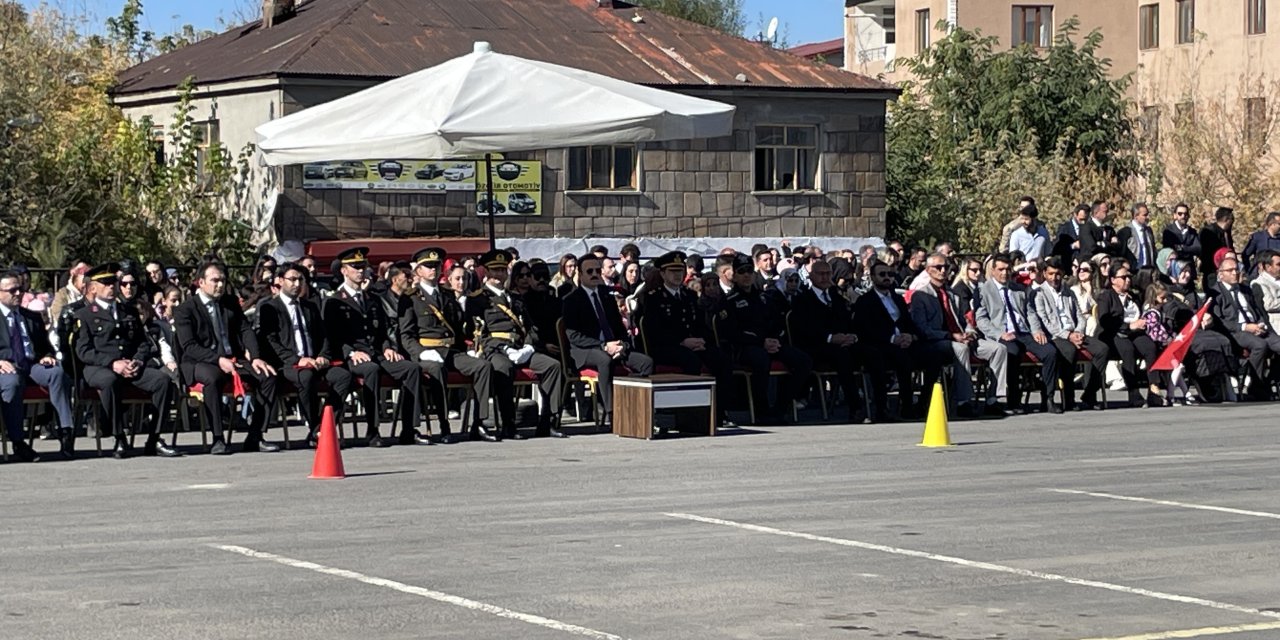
left=74, top=263, right=178, bottom=458
left=398, top=247, right=500, bottom=442
left=714, top=253, right=812, bottom=424
left=324, top=247, right=428, bottom=447
left=639, top=251, right=734, bottom=428
left=470, top=251, right=566, bottom=439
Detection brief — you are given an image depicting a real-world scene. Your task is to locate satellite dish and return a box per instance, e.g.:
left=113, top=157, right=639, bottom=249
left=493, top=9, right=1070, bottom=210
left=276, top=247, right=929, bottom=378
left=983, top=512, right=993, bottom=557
left=766, top=17, right=779, bottom=42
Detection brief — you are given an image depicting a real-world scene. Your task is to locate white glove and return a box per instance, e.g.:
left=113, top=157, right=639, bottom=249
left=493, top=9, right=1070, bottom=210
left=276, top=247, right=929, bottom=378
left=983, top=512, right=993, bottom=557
left=504, top=344, right=535, bottom=366
left=419, top=350, right=444, bottom=363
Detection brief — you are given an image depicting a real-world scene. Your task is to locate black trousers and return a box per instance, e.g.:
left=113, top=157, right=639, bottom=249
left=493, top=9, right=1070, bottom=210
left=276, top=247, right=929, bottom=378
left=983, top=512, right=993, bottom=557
left=484, top=350, right=565, bottom=429
left=1107, top=333, right=1170, bottom=398
left=179, top=361, right=277, bottom=441
left=651, top=344, right=733, bottom=418
left=1048, top=336, right=1110, bottom=404
left=281, top=364, right=354, bottom=432
left=861, top=341, right=950, bottom=415
left=996, top=334, right=1059, bottom=406
left=83, top=365, right=173, bottom=439
left=419, top=349, right=495, bottom=429
left=1230, top=330, right=1280, bottom=381
left=733, top=344, right=812, bottom=417
left=569, top=347, right=653, bottom=415
left=346, top=358, right=423, bottom=437
left=803, top=343, right=867, bottom=419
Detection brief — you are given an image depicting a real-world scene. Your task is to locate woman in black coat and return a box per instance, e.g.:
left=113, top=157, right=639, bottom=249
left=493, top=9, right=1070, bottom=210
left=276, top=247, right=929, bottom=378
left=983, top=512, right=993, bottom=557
left=1096, top=264, right=1169, bottom=407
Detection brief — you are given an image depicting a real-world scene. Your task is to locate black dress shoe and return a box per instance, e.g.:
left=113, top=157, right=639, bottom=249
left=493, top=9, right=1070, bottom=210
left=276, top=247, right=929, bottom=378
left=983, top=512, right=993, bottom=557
left=112, top=439, right=130, bottom=460
left=435, top=433, right=457, bottom=445
left=505, top=428, right=527, bottom=440
left=14, top=442, right=40, bottom=463
left=983, top=402, right=1007, bottom=417
left=368, top=434, right=389, bottom=448
left=474, top=421, right=501, bottom=442
left=243, top=439, right=280, bottom=453
left=144, top=438, right=181, bottom=458
left=58, top=428, right=75, bottom=459
left=399, top=430, right=434, bottom=445
left=209, top=440, right=231, bottom=455
left=1047, top=401, right=1064, bottom=415
left=306, top=431, right=319, bottom=449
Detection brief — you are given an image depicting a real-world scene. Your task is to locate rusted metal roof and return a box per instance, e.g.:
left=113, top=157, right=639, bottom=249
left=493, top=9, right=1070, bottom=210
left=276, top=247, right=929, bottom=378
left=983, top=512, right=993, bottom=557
left=113, top=0, right=895, bottom=95
left=788, top=38, right=844, bottom=59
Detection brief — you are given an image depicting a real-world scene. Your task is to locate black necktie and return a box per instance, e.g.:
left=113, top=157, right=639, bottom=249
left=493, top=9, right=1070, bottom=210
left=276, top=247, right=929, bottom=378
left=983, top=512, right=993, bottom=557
left=8, top=313, right=27, bottom=368
left=293, top=303, right=312, bottom=357
left=591, top=292, right=615, bottom=342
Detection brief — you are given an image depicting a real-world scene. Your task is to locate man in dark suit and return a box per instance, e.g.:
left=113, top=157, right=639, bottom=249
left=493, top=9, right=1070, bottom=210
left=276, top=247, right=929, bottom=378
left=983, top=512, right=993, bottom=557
left=1079, top=200, right=1118, bottom=259
left=852, top=261, right=944, bottom=421
left=715, top=253, right=811, bottom=424
left=399, top=247, right=498, bottom=442
left=470, top=250, right=566, bottom=439
left=639, top=251, right=733, bottom=428
left=323, top=247, right=425, bottom=448
left=1054, top=204, right=1091, bottom=264
left=790, top=258, right=867, bottom=422
left=1117, top=202, right=1159, bottom=270
left=1241, top=211, right=1280, bottom=275
left=563, top=253, right=653, bottom=429
left=75, top=263, right=177, bottom=459
left=0, top=270, right=76, bottom=461
left=1201, top=207, right=1236, bottom=290
left=1162, top=202, right=1202, bottom=262
left=175, top=260, right=281, bottom=455
left=1210, top=256, right=1280, bottom=400
left=257, top=262, right=355, bottom=448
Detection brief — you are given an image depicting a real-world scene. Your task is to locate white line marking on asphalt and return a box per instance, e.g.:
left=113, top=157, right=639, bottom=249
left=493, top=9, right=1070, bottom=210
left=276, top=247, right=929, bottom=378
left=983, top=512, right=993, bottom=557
left=182, top=483, right=230, bottom=490
left=210, top=544, right=626, bottom=640
left=662, top=513, right=1280, bottom=620
left=1073, top=620, right=1280, bottom=640
left=1048, top=489, right=1280, bottom=520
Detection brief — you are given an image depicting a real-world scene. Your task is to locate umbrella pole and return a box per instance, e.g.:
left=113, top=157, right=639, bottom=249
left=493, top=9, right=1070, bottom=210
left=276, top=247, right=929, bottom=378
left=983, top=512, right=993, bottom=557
left=485, top=153, right=496, bottom=251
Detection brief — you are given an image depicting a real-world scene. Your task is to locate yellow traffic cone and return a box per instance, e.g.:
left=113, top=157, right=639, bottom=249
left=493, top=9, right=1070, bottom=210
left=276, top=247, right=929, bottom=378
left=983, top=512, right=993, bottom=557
left=918, top=382, right=953, bottom=447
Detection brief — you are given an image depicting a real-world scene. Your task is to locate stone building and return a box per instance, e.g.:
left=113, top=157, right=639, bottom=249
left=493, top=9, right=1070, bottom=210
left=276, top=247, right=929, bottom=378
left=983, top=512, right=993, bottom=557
left=113, top=0, right=896, bottom=249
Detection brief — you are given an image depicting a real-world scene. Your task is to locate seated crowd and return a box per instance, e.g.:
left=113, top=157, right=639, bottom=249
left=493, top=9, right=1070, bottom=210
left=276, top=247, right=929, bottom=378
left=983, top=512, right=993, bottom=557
left=3, top=196, right=1279, bottom=462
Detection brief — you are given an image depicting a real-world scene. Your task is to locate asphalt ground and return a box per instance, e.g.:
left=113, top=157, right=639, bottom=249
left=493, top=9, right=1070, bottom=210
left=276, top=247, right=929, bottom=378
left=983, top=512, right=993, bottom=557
left=2, top=402, right=1279, bottom=640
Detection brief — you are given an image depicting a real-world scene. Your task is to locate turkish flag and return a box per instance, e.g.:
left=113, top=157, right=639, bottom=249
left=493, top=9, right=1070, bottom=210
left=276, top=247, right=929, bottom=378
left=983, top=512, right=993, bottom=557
left=230, top=368, right=247, bottom=398
left=1150, top=301, right=1212, bottom=372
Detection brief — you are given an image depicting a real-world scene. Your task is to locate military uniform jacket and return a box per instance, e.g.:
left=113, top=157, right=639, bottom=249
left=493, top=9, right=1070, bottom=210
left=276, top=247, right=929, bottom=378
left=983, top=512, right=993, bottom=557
left=323, top=285, right=392, bottom=358
left=714, top=286, right=785, bottom=350
left=470, top=286, right=532, bottom=352
left=398, top=285, right=466, bottom=360
left=640, top=284, right=707, bottom=351
left=74, top=301, right=153, bottom=367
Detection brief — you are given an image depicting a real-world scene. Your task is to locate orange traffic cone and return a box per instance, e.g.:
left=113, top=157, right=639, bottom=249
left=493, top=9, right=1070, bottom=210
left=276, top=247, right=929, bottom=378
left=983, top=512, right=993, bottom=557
left=309, top=405, right=346, bottom=479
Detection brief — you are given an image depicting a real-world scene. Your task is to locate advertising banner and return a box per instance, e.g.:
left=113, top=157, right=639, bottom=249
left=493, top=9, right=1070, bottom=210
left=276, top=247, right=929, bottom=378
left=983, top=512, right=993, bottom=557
left=476, top=160, right=542, bottom=217
left=302, top=159, right=510, bottom=191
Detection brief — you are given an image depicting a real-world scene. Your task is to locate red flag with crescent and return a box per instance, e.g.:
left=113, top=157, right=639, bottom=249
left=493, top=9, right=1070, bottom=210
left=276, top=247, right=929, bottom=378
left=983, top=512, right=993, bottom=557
left=1150, top=301, right=1211, bottom=372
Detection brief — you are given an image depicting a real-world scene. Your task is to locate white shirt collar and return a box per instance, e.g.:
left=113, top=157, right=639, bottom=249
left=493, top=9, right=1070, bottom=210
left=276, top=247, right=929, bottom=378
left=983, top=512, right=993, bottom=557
left=342, top=282, right=362, bottom=298
left=485, top=283, right=506, bottom=297
left=279, top=292, right=297, bottom=306
left=420, top=282, right=437, bottom=296
left=664, top=284, right=682, bottom=296
left=197, top=291, right=217, bottom=306
left=719, top=281, right=733, bottom=295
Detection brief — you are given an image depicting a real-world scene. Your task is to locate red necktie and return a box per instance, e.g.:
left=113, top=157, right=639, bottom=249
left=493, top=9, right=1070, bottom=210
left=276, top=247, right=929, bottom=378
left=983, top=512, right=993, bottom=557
left=936, top=287, right=963, bottom=334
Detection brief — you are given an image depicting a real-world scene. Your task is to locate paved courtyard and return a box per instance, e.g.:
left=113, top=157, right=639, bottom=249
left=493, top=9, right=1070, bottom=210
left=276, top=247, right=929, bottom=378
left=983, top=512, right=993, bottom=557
left=2, top=403, right=1278, bottom=640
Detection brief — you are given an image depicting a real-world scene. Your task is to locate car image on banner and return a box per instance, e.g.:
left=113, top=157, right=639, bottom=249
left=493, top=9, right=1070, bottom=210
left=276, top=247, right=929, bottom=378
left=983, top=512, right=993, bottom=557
left=443, top=163, right=475, bottom=181
left=508, top=192, right=537, bottom=214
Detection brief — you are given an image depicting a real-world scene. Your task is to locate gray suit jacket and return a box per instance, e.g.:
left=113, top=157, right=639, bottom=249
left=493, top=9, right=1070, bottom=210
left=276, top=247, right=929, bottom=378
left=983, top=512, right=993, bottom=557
left=975, top=280, right=1043, bottom=339
left=909, top=285, right=975, bottom=342
left=1033, top=284, right=1085, bottom=340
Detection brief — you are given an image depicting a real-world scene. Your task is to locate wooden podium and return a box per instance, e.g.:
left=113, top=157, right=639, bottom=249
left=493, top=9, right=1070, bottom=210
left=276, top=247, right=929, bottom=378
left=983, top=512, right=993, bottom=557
left=612, top=374, right=716, bottom=439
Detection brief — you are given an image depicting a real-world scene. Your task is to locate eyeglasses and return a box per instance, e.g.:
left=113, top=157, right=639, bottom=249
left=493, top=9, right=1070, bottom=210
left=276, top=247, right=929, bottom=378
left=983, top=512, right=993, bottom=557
left=0, top=287, right=21, bottom=294
left=1113, top=274, right=1131, bottom=279
left=281, top=276, right=304, bottom=283
left=1220, top=267, right=1239, bottom=273
left=926, top=264, right=947, bottom=271
left=583, top=268, right=601, bottom=275
left=119, top=281, right=137, bottom=287
left=967, top=267, right=981, bottom=273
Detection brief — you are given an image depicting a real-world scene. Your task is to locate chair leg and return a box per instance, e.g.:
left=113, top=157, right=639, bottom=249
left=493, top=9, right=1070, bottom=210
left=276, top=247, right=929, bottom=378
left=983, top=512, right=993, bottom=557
left=280, top=399, right=291, bottom=450
left=814, top=374, right=828, bottom=421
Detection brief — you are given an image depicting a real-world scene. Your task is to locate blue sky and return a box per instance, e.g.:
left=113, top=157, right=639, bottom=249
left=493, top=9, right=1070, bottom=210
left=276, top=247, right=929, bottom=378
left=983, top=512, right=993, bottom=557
left=23, top=0, right=841, bottom=47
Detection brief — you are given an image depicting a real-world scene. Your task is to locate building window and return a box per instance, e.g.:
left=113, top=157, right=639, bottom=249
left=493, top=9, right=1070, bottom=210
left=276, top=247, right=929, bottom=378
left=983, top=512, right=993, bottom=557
left=1176, top=0, right=1195, bottom=43
left=1247, top=0, right=1266, bottom=34
left=193, top=120, right=220, bottom=189
left=1246, top=97, right=1267, bottom=146
left=567, top=145, right=636, bottom=190
left=1012, top=6, right=1053, bottom=48
left=883, top=6, right=896, bottom=44
left=1140, top=4, right=1160, bottom=49
left=151, top=126, right=165, bottom=166
left=1175, top=101, right=1195, bottom=127
left=1141, top=106, right=1160, bottom=151
left=915, top=9, right=930, bottom=54
left=754, top=125, right=818, bottom=191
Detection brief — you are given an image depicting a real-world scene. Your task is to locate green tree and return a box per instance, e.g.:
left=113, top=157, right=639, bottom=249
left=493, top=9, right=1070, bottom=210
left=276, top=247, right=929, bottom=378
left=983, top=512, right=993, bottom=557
left=887, top=20, right=1139, bottom=248
left=635, top=0, right=746, bottom=35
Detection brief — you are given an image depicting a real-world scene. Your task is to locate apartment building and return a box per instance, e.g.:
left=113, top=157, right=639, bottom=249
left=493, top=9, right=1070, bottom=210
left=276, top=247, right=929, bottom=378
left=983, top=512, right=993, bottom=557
left=843, top=0, right=1135, bottom=84
left=1134, top=0, right=1275, bottom=135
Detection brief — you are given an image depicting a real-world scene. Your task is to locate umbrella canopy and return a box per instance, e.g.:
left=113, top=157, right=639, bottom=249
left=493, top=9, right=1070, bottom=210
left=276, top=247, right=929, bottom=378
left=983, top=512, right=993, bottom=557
left=256, top=42, right=735, bottom=165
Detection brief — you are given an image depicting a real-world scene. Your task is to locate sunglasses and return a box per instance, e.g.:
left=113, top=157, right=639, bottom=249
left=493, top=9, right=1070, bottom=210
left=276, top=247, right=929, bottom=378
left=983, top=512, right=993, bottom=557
left=1113, top=274, right=1131, bottom=279
left=0, top=286, right=21, bottom=294
left=583, top=268, right=601, bottom=275
left=119, top=281, right=137, bottom=287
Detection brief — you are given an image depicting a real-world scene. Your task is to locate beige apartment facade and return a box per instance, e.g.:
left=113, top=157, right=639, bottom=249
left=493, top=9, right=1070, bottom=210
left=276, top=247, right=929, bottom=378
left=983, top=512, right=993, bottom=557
left=844, top=0, right=1136, bottom=84
left=1134, top=0, right=1275, bottom=131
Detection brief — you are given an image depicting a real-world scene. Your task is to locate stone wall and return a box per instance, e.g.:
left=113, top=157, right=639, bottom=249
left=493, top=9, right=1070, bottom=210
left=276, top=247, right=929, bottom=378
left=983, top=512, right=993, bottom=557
left=275, top=93, right=887, bottom=242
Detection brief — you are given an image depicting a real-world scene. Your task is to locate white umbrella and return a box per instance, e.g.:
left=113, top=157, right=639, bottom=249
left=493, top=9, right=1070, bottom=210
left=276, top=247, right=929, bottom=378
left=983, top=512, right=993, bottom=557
left=255, top=41, right=735, bottom=165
